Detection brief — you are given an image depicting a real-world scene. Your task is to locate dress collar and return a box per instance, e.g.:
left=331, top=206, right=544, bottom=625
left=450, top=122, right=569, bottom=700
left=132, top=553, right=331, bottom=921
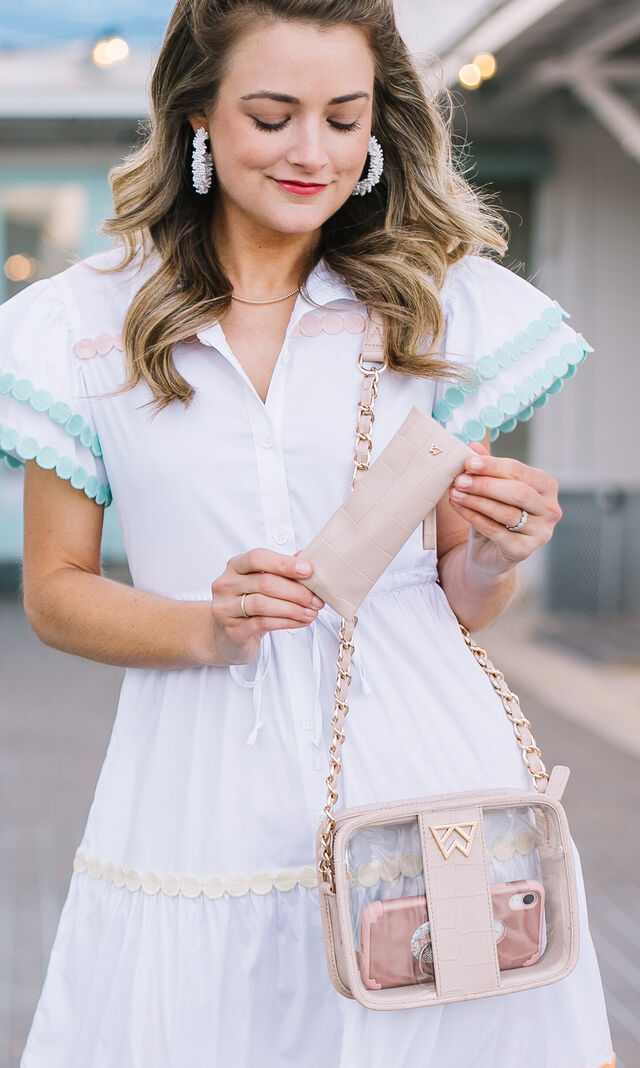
left=125, top=246, right=360, bottom=344
left=197, top=265, right=360, bottom=358
left=301, top=256, right=358, bottom=308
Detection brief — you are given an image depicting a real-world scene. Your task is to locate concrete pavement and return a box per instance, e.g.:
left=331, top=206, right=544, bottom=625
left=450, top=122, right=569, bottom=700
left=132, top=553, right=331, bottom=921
left=480, top=605, right=640, bottom=759
left=479, top=604, right=640, bottom=1068
left=1, top=596, right=638, bottom=1067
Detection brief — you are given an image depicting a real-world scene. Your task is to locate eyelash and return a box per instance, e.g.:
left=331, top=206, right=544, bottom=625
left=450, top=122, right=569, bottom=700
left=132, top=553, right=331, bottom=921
left=250, top=117, right=362, bottom=133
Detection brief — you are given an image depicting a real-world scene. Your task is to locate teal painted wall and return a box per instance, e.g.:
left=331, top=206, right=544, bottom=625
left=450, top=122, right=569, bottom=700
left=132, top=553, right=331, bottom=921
left=0, top=163, right=114, bottom=299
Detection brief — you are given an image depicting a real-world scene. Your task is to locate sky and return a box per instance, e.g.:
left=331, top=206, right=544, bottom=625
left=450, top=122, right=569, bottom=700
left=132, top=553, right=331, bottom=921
left=0, top=0, right=497, bottom=53
left=0, top=0, right=172, bottom=48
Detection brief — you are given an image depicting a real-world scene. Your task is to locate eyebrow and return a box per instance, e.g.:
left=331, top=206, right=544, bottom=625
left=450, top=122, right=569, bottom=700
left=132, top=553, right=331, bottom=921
left=240, top=91, right=370, bottom=105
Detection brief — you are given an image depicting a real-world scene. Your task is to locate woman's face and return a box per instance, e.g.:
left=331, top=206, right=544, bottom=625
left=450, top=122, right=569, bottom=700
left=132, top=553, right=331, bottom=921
left=189, top=20, right=375, bottom=238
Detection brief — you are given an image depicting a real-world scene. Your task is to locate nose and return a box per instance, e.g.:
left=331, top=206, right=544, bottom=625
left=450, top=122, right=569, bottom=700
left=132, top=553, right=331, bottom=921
left=284, top=120, right=330, bottom=176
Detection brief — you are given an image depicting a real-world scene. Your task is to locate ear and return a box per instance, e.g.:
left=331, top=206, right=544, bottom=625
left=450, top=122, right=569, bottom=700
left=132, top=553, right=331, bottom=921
left=187, top=113, right=209, bottom=136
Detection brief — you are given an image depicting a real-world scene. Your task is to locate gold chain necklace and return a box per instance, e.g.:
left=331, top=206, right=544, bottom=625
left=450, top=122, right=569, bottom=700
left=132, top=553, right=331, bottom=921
left=230, top=286, right=300, bottom=305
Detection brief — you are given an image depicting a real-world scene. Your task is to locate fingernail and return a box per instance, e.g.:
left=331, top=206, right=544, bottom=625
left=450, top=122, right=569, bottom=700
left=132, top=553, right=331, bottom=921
left=456, top=474, right=473, bottom=488
left=312, top=596, right=324, bottom=608
left=468, top=456, right=484, bottom=471
left=295, top=561, right=311, bottom=575
left=450, top=488, right=465, bottom=499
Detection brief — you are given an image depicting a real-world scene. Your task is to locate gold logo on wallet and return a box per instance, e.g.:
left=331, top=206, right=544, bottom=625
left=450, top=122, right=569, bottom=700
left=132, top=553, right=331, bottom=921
left=429, top=443, right=442, bottom=456
left=429, top=822, right=477, bottom=860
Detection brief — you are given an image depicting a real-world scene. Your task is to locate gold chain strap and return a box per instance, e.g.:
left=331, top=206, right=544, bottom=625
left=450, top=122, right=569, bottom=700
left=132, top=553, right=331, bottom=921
left=317, top=364, right=549, bottom=893
left=459, top=627, right=549, bottom=787
left=318, top=367, right=381, bottom=890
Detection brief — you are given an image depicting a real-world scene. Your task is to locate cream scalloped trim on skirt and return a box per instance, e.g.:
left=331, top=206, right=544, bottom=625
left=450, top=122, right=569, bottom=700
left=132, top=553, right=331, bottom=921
left=73, top=827, right=537, bottom=901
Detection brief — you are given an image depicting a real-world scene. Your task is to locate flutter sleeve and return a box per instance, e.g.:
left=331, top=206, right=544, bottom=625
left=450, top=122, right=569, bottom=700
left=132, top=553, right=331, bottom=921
left=0, top=277, right=111, bottom=505
left=431, top=255, right=593, bottom=443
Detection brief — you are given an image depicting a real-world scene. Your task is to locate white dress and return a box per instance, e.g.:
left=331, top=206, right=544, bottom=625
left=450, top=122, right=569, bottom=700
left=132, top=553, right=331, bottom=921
left=0, top=247, right=614, bottom=1068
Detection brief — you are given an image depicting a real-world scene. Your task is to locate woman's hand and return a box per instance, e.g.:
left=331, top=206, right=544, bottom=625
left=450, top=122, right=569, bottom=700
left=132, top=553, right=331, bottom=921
left=210, top=549, right=324, bottom=667
left=448, top=443, right=563, bottom=577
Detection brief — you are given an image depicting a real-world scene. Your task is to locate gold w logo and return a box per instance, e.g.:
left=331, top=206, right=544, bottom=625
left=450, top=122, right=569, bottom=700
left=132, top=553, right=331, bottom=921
left=429, top=822, right=477, bottom=860
left=429, top=443, right=442, bottom=456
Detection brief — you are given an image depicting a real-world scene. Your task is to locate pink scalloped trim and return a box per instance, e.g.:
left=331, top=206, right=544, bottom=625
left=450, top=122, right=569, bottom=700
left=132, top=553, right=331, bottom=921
left=290, top=311, right=366, bottom=340
left=73, top=333, right=124, bottom=360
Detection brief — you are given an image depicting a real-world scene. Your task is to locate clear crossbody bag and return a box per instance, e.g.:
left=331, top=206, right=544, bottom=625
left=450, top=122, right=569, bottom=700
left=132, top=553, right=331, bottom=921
left=304, top=315, right=580, bottom=1010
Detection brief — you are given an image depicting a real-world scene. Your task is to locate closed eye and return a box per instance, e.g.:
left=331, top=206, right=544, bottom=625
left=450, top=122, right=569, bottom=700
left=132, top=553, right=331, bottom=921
left=250, top=117, right=362, bottom=133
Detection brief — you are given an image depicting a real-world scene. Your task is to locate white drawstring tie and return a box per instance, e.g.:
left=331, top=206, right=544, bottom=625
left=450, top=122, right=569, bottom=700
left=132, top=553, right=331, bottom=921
left=229, top=612, right=370, bottom=753
left=229, top=632, right=273, bottom=746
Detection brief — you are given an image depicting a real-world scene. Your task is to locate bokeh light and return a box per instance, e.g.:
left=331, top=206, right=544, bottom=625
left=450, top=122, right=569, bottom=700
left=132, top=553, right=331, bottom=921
left=91, top=36, right=130, bottom=69
left=473, top=52, right=497, bottom=79
left=458, top=64, right=483, bottom=90
left=4, top=254, right=39, bottom=282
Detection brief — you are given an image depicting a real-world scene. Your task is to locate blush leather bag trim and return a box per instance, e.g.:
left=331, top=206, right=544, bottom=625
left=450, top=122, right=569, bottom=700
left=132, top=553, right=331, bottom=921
left=308, top=311, right=580, bottom=1010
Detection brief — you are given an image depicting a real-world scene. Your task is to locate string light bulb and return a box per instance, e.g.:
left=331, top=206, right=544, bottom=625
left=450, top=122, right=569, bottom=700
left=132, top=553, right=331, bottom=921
left=92, top=36, right=130, bottom=69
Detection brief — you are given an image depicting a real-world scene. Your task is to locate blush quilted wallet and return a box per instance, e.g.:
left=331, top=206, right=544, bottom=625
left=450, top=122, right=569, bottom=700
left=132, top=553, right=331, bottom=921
left=297, top=407, right=472, bottom=619
left=311, top=311, right=580, bottom=1011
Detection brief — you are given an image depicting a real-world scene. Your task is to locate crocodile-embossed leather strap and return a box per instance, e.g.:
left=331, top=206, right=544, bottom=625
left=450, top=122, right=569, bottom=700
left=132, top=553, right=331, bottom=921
left=298, top=407, right=473, bottom=618
left=317, top=312, right=549, bottom=893
left=418, top=806, right=500, bottom=997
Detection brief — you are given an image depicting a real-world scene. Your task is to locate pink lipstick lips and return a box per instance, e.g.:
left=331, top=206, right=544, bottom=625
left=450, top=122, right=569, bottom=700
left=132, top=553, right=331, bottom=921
left=273, top=178, right=327, bottom=196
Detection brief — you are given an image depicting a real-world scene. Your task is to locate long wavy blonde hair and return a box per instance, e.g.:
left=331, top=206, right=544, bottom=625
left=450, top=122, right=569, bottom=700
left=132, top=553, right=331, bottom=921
left=98, top=0, right=507, bottom=411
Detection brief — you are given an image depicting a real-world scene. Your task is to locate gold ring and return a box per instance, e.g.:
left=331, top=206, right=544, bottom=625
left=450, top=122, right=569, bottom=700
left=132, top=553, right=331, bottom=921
left=240, top=593, right=251, bottom=618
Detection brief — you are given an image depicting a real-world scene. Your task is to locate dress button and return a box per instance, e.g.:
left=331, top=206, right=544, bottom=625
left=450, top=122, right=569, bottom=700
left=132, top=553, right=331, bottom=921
left=299, top=717, right=314, bottom=730
left=262, top=434, right=273, bottom=449
left=274, top=531, right=288, bottom=545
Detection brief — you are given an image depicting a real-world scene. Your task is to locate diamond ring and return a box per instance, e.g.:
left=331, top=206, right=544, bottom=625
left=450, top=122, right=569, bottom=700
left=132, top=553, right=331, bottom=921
left=505, top=509, right=528, bottom=533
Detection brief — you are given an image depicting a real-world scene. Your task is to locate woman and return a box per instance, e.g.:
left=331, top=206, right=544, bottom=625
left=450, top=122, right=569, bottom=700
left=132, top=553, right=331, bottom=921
left=1, top=0, right=613, bottom=1065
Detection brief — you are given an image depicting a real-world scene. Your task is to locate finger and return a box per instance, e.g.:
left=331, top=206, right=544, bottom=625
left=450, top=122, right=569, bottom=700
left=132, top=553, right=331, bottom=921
left=449, top=491, right=533, bottom=532
left=452, top=474, right=540, bottom=512
left=467, top=441, right=490, bottom=457
left=238, top=592, right=320, bottom=624
left=241, top=615, right=317, bottom=635
left=463, top=453, right=551, bottom=493
left=232, top=548, right=313, bottom=581
left=243, top=571, right=324, bottom=611
left=262, top=616, right=316, bottom=632
left=448, top=499, right=532, bottom=553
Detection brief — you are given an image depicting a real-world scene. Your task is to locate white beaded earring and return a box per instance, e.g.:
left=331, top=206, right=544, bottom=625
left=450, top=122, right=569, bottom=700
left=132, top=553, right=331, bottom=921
left=351, top=134, right=384, bottom=196
left=192, top=126, right=213, bottom=194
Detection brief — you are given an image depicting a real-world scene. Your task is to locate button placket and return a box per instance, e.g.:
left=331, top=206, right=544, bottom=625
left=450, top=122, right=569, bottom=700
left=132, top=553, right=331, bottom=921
left=198, top=323, right=297, bottom=552
left=244, top=343, right=296, bottom=553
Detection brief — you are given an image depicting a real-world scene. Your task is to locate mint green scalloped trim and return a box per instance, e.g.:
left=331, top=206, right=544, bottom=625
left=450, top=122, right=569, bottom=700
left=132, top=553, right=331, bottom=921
left=432, top=300, right=570, bottom=424
left=0, top=422, right=112, bottom=506
left=0, top=371, right=103, bottom=459
left=436, top=332, right=593, bottom=445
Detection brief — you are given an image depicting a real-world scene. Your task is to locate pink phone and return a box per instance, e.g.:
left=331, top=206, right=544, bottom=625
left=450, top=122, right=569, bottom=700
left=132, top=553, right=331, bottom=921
left=359, top=879, right=545, bottom=990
